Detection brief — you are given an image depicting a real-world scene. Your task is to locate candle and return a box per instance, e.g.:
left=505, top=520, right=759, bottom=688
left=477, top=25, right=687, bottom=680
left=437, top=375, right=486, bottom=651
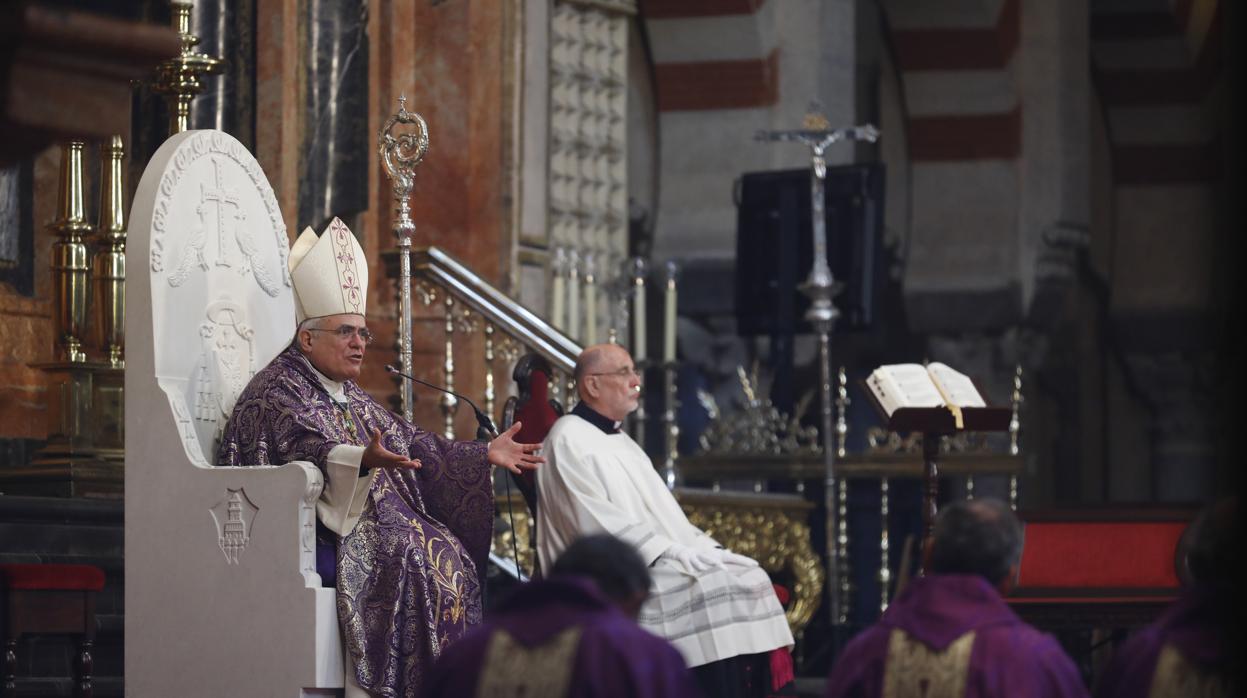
left=567, top=250, right=580, bottom=341
left=663, top=261, right=678, bottom=362
left=550, top=247, right=566, bottom=330
left=584, top=253, right=598, bottom=344
left=632, top=257, right=646, bottom=361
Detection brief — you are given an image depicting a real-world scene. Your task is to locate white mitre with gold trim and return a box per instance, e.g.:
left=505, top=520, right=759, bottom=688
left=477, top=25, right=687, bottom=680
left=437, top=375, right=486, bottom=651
left=288, top=217, right=368, bottom=323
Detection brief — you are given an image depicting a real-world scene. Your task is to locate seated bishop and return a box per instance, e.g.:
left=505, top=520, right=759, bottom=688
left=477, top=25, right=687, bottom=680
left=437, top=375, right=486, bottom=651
left=217, top=218, right=543, bottom=698
left=825, top=499, right=1088, bottom=698
left=537, top=343, right=795, bottom=698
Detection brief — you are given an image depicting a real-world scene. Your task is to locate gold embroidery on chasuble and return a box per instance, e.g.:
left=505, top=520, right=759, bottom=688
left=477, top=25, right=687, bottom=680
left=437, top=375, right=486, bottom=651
left=428, top=536, right=468, bottom=627
left=335, top=402, right=362, bottom=444
left=475, top=627, right=583, bottom=698
left=1148, top=643, right=1230, bottom=698
left=882, top=629, right=975, bottom=698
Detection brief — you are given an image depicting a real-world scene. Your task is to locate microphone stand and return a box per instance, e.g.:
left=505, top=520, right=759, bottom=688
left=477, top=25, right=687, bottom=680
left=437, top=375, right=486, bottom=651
left=386, top=365, right=498, bottom=440
left=386, top=365, right=529, bottom=583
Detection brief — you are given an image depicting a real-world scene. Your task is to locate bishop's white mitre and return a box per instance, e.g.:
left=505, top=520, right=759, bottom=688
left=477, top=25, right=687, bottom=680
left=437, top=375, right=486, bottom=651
left=288, top=217, right=368, bottom=323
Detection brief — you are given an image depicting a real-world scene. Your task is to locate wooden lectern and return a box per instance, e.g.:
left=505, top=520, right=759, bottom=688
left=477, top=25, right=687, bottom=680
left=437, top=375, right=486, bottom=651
left=860, top=381, right=1012, bottom=557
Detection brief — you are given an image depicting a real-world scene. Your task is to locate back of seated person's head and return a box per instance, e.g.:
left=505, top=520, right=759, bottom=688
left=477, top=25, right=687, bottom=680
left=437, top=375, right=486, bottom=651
left=1185, top=496, right=1238, bottom=593
left=550, top=534, right=652, bottom=619
left=928, top=498, right=1024, bottom=591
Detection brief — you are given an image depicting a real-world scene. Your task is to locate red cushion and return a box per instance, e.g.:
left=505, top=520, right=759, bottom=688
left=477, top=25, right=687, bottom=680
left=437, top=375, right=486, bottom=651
left=772, top=583, right=790, bottom=606
left=1016, top=521, right=1184, bottom=590
left=513, top=370, right=559, bottom=444
left=0, top=563, right=105, bottom=591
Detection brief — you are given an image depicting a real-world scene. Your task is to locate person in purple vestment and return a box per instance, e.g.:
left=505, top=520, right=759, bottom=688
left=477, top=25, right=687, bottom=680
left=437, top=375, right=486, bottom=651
left=825, top=498, right=1089, bottom=698
left=217, top=220, right=543, bottom=698
left=1095, top=498, right=1237, bottom=698
left=424, top=533, right=702, bottom=698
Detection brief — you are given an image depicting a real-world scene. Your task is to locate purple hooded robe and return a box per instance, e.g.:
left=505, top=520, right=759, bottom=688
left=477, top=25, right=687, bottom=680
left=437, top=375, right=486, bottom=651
left=424, top=576, right=702, bottom=698
left=217, top=345, right=492, bottom=697
left=1095, top=585, right=1232, bottom=698
left=826, top=574, right=1089, bottom=698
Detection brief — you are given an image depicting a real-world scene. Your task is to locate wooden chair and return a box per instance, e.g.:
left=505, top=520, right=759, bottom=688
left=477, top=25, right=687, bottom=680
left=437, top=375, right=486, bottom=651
left=500, top=353, right=564, bottom=576
left=1, top=563, right=104, bottom=698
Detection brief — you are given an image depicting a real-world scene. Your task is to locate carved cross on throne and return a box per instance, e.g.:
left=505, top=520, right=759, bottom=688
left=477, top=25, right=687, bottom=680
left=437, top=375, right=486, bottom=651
left=200, top=156, right=242, bottom=269
left=170, top=154, right=280, bottom=296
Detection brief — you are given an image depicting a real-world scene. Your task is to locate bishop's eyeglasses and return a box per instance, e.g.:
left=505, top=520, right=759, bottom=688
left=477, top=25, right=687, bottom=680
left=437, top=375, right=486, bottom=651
left=308, top=325, right=375, bottom=345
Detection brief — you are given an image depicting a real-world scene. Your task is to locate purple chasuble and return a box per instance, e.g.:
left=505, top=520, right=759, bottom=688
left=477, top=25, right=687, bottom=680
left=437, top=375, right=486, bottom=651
left=826, top=574, right=1088, bottom=698
left=1096, top=585, right=1233, bottom=698
left=217, top=346, right=492, bottom=697
left=424, top=576, right=701, bottom=698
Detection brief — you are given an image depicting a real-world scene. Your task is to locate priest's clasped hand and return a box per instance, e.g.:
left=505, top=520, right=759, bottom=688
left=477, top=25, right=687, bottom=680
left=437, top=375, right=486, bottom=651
left=662, top=544, right=723, bottom=573
left=716, top=549, right=759, bottom=568
left=363, top=427, right=423, bottom=470
left=487, top=421, right=545, bottom=475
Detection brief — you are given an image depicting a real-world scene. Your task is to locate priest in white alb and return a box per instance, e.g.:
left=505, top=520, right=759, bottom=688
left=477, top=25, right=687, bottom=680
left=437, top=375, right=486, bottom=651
left=537, top=343, right=795, bottom=698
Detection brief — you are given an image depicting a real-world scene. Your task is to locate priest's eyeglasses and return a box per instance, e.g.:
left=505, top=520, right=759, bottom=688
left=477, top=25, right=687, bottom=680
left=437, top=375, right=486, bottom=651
left=308, top=325, right=374, bottom=345
left=587, top=366, right=642, bottom=379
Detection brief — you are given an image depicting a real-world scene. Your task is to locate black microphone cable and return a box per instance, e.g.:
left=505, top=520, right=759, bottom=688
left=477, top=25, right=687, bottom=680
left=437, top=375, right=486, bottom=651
left=386, top=365, right=528, bottom=581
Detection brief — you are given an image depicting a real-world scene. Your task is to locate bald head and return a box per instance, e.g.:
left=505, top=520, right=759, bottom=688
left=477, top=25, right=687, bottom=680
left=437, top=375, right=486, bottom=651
left=573, top=344, right=619, bottom=386
left=574, top=343, right=642, bottom=421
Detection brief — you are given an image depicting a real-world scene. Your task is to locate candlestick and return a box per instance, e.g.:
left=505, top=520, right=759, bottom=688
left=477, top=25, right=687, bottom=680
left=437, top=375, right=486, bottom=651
left=93, top=135, right=127, bottom=368
left=663, top=260, right=678, bottom=362
left=50, top=141, right=91, bottom=363
left=584, top=253, right=598, bottom=344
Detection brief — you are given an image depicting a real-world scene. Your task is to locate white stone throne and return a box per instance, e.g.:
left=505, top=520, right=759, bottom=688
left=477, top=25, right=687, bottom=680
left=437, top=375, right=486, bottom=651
left=125, top=130, right=342, bottom=696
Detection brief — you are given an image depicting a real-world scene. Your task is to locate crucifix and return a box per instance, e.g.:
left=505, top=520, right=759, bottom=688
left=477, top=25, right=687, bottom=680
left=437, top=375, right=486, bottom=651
left=201, top=156, right=241, bottom=268
left=755, top=110, right=879, bottom=632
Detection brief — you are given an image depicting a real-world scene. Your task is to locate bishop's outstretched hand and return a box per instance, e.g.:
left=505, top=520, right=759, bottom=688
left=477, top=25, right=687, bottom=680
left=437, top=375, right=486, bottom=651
left=487, top=421, right=545, bottom=475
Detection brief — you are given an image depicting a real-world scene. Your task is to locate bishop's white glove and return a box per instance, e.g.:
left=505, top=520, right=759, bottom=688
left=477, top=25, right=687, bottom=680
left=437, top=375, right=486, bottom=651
left=716, top=549, right=759, bottom=568
left=661, top=544, right=723, bottom=573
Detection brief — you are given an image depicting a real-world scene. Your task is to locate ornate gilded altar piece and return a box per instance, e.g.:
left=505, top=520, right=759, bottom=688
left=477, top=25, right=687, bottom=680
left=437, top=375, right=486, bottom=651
left=492, top=488, right=823, bottom=640
left=678, top=489, right=823, bottom=639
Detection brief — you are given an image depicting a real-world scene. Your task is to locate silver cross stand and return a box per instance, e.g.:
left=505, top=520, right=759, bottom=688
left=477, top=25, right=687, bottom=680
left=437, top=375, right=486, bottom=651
left=754, top=115, right=879, bottom=630
left=380, top=96, right=431, bottom=423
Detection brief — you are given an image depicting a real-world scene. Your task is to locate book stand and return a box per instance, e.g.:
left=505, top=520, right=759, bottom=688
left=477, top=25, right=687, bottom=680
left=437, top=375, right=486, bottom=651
left=861, top=385, right=1012, bottom=567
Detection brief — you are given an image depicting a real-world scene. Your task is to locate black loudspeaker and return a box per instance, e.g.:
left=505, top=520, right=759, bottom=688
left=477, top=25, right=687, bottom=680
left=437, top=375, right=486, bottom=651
left=734, top=164, right=885, bottom=336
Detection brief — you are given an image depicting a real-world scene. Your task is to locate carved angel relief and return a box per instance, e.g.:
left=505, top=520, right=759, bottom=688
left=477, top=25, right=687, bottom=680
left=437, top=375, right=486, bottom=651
left=153, top=133, right=288, bottom=296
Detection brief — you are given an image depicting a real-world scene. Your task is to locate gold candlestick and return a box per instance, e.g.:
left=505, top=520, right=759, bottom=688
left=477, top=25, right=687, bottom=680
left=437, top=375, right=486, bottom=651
left=50, top=141, right=91, bottom=363
left=93, top=135, right=127, bottom=368
left=153, top=0, right=222, bottom=135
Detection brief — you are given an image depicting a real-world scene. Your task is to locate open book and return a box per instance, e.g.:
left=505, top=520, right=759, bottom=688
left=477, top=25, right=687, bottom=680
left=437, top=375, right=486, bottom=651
left=865, top=362, right=986, bottom=429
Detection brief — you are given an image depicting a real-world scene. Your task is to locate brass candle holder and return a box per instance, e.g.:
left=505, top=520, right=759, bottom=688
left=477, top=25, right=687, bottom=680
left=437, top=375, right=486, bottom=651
left=152, top=0, right=223, bottom=135
left=93, top=136, right=127, bottom=369
left=7, top=141, right=124, bottom=497
left=49, top=141, right=92, bottom=364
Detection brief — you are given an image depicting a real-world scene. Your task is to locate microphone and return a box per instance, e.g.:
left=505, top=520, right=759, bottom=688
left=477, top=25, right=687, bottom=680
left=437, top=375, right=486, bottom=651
left=386, top=365, right=499, bottom=440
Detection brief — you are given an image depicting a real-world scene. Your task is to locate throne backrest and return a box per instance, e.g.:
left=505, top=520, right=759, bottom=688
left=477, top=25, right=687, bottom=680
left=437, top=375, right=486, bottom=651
left=127, top=130, right=295, bottom=467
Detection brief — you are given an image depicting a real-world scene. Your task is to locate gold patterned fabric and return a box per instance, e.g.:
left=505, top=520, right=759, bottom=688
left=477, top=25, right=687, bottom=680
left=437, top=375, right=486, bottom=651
left=882, top=628, right=975, bottom=698
left=475, top=627, right=583, bottom=698
left=1148, top=643, right=1230, bottom=698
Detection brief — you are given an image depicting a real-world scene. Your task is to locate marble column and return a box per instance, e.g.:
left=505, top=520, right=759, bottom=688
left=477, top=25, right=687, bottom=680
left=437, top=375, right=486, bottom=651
left=297, top=0, right=369, bottom=230
left=192, top=0, right=258, bottom=150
